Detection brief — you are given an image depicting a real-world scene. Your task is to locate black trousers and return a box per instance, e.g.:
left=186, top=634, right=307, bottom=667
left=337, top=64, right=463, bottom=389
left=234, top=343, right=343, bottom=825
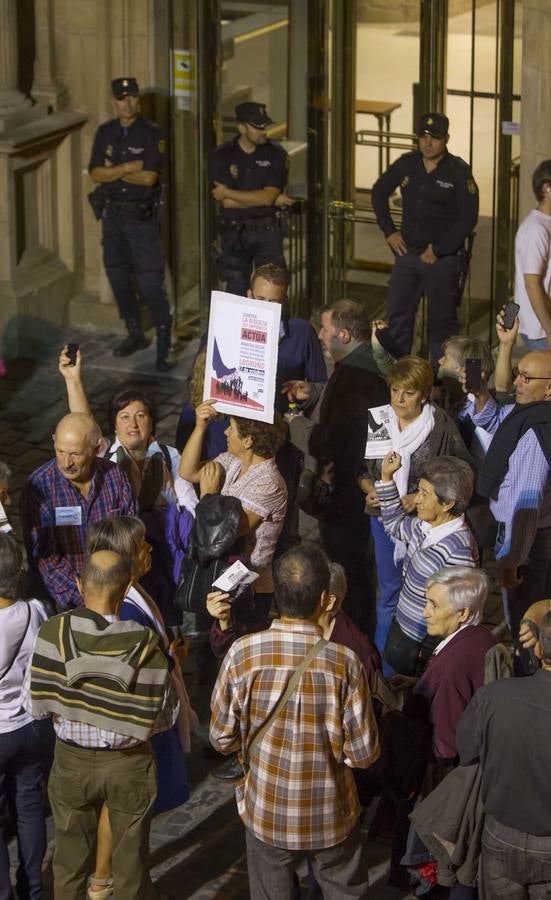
left=219, top=225, right=286, bottom=297
left=319, top=486, right=376, bottom=638
left=102, top=208, right=171, bottom=326
left=387, top=251, right=462, bottom=365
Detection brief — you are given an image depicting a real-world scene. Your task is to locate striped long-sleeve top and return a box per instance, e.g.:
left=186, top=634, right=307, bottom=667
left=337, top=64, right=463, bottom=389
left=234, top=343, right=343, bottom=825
left=376, top=480, right=478, bottom=641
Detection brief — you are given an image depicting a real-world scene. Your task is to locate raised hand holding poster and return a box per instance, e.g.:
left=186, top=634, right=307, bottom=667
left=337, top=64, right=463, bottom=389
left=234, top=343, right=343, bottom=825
left=203, top=291, right=281, bottom=423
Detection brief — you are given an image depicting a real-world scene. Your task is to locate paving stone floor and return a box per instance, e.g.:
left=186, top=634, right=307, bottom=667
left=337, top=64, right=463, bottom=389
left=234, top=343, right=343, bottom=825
left=2, top=329, right=403, bottom=899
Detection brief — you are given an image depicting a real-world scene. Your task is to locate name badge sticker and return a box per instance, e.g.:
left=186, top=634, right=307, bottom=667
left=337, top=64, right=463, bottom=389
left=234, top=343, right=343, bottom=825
left=55, top=506, right=82, bottom=527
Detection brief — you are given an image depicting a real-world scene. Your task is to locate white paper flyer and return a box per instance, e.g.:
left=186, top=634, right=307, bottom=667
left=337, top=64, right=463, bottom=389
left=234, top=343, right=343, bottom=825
left=203, top=291, right=281, bottom=423
left=364, top=403, right=393, bottom=458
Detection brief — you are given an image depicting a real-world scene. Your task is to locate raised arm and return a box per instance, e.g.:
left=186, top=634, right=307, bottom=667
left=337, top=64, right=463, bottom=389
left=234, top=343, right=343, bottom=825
left=58, top=345, right=93, bottom=417
left=494, top=305, right=519, bottom=393
left=178, top=400, right=219, bottom=483
left=375, top=452, right=416, bottom=544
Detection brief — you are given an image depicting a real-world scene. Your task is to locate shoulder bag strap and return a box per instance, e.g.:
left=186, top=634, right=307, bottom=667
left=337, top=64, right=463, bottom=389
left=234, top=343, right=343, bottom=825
left=243, top=637, right=328, bottom=772
left=159, top=443, right=173, bottom=473
left=0, top=604, right=31, bottom=682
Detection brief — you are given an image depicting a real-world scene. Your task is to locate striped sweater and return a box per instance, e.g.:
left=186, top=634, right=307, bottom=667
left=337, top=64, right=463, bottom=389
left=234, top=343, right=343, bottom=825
left=30, top=608, right=169, bottom=741
left=376, top=481, right=478, bottom=641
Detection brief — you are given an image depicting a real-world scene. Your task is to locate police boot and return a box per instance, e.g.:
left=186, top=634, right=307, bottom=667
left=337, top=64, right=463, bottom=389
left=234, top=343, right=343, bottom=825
left=113, top=318, right=151, bottom=357
left=156, top=324, right=176, bottom=372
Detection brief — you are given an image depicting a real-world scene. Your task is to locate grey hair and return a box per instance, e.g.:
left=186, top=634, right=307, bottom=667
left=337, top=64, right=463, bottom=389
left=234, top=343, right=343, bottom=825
left=422, top=456, right=474, bottom=515
left=0, top=532, right=23, bottom=600
left=328, top=562, right=347, bottom=607
left=442, top=335, right=495, bottom=376
left=0, top=460, right=11, bottom=484
left=426, top=566, right=488, bottom=624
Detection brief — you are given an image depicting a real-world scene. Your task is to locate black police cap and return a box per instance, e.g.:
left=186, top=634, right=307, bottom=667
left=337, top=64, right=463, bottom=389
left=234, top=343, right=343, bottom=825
left=235, top=102, right=273, bottom=128
left=416, top=112, right=449, bottom=138
left=112, top=78, right=140, bottom=99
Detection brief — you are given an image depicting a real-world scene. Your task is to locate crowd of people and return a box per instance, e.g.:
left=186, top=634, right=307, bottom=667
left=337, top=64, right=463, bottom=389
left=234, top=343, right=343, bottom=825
left=2, top=86, right=551, bottom=900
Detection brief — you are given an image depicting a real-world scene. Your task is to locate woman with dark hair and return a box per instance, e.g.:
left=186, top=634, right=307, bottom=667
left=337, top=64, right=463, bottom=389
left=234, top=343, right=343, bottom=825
left=85, top=516, right=194, bottom=900
left=179, top=399, right=287, bottom=616
left=58, top=346, right=197, bottom=622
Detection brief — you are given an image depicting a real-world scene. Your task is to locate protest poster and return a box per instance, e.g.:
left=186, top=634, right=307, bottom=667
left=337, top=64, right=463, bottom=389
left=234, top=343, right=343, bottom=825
left=364, top=403, right=393, bottom=458
left=203, top=291, right=281, bottom=423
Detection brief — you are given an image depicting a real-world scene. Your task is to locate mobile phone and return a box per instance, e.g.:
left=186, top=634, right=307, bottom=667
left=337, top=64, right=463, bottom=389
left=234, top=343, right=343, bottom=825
left=501, top=301, right=520, bottom=330
left=465, top=358, right=482, bottom=392
left=66, top=343, right=79, bottom=366
left=515, top=639, right=539, bottom=676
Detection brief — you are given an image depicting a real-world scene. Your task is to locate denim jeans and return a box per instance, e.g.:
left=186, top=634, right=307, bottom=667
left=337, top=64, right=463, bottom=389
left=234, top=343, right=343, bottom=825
left=481, top=815, right=551, bottom=898
left=371, top=515, right=404, bottom=676
left=0, top=720, right=51, bottom=900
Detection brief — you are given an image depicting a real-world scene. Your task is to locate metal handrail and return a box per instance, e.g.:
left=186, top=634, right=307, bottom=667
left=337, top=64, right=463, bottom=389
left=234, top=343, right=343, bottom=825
left=285, top=198, right=308, bottom=318
left=507, top=157, right=520, bottom=295
left=356, top=128, right=416, bottom=142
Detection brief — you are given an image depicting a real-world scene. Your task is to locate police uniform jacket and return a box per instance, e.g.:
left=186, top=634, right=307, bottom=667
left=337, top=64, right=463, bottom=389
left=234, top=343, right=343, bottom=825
left=212, top=136, right=287, bottom=221
left=88, top=115, right=166, bottom=202
left=372, top=150, right=479, bottom=257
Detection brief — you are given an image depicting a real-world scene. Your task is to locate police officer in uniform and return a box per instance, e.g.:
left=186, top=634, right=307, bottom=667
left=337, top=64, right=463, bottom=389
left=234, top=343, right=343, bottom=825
left=89, top=77, right=174, bottom=371
left=372, top=112, right=479, bottom=364
left=212, top=101, right=292, bottom=297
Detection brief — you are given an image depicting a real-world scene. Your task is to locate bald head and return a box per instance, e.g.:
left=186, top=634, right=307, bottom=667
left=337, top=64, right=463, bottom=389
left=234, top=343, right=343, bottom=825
left=55, top=413, right=101, bottom=446
left=53, top=413, right=101, bottom=485
left=514, top=351, right=551, bottom=404
left=79, top=550, right=131, bottom=612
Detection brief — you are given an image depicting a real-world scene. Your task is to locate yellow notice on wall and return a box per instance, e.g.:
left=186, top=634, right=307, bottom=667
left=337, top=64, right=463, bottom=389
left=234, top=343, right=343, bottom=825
left=172, top=50, right=195, bottom=109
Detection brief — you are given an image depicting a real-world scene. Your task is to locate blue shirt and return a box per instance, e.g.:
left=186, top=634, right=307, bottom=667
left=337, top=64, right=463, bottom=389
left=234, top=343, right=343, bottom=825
left=275, top=316, right=327, bottom=413
left=467, top=396, right=551, bottom=567
left=88, top=114, right=165, bottom=201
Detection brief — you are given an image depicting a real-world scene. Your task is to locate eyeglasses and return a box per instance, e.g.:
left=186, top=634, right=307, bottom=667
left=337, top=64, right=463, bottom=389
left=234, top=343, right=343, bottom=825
left=512, top=366, right=551, bottom=385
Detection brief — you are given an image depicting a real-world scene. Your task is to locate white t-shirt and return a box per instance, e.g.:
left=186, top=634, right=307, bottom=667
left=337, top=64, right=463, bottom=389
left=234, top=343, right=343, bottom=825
left=0, top=599, right=47, bottom=734
left=514, top=208, right=551, bottom=339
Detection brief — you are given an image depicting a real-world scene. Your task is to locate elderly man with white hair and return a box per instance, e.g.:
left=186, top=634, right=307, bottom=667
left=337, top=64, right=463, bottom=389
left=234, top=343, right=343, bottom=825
left=403, top=566, right=497, bottom=763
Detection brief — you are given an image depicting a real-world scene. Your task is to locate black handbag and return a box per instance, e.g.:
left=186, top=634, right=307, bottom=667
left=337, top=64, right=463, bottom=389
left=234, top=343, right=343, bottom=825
left=296, top=468, right=332, bottom=518
left=384, top=617, right=437, bottom=676
left=175, top=494, right=248, bottom=635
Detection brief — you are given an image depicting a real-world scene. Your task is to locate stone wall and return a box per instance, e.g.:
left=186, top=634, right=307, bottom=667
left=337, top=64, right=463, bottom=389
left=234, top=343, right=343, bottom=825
left=519, top=0, right=551, bottom=220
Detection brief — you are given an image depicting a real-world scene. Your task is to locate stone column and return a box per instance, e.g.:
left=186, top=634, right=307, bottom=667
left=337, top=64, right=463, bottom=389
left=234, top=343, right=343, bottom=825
left=519, top=0, right=551, bottom=219
left=32, top=0, right=68, bottom=111
left=0, top=0, right=34, bottom=132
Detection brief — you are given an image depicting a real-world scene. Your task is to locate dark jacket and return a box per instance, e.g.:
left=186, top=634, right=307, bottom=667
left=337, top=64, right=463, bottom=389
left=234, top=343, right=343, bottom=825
left=308, top=343, right=389, bottom=488
left=405, top=624, right=497, bottom=761
left=407, top=642, right=511, bottom=887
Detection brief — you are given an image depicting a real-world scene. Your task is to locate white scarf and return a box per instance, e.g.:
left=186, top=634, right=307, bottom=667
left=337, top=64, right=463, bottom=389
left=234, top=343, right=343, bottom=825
left=388, top=402, right=435, bottom=498
left=386, top=403, right=434, bottom=563
left=419, top=513, right=466, bottom=548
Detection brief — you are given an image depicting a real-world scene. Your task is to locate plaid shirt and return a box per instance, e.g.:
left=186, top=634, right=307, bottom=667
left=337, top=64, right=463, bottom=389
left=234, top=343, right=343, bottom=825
left=210, top=620, right=380, bottom=850
left=22, top=458, right=137, bottom=610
